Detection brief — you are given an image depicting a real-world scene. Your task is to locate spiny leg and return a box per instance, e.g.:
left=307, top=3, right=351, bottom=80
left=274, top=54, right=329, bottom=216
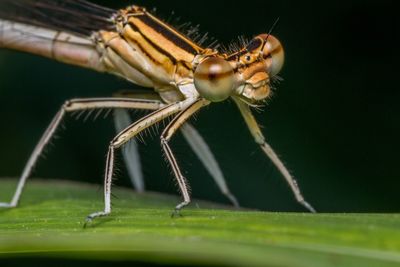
left=181, top=123, right=239, bottom=207
left=233, top=97, right=316, bottom=213
left=114, top=109, right=145, bottom=192
left=85, top=99, right=197, bottom=224
left=160, top=99, right=210, bottom=217
left=115, top=109, right=239, bottom=206
left=113, top=91, right=239, bottom=206
left=0, top=98, right=162, bottom=208
left=112, top=91, right=165, bottom=192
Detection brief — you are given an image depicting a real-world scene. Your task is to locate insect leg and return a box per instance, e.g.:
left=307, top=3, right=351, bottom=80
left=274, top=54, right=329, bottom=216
left=160, top=99, right=210, bottom=217
left=114, top=109, right=145, bottom=192
left=0, top=98, right=162, bottom=208
left=113, top=90, right=239, bottom=207
left=112, top=91, right=239, bottom=206
left=115, top=107, right=239, bottom=206
left=112, top=91, right=164, bottom=192
left=181, top=123, right=240, bottom=207
left=85, top=99, right=198, bottom=223
left=233, top=97, right=316, bottom=213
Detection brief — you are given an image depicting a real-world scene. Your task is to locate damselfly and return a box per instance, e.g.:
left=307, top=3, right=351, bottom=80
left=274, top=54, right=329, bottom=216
left=0, top=0, right=315, bottom=224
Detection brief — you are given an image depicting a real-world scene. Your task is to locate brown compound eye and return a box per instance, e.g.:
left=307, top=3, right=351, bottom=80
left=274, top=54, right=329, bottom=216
left=194, top=57, right=235, bottom=102
left=263, top=35, right=285, bottom=76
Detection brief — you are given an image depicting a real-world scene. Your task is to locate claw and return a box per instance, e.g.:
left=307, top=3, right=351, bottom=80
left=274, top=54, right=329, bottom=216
left=83, top=211, right=109, bottom=228
left=171, top=209, right=183, bottom=218
left=0, top=202, right=15, bottom=208
left=83, top=216, right=93, bottom=228
left=225, top=192, right=240, bottom=208
left=301, top=201, right=317, bottom=213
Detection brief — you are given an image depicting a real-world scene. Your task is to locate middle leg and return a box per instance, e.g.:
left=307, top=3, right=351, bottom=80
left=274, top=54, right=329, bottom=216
left=113, top=91, right=239, bottom=206
left=160, top=99, right=210, bottom=217
left=85, top=98, right=199, bottom=224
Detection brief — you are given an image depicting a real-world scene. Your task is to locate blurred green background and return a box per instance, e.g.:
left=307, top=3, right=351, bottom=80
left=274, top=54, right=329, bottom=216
left=0, top=0, right=397, bottom=213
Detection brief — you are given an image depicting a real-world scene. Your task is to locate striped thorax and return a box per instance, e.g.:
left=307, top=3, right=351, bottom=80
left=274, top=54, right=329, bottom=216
left=94, top=6, right=284, bottom=104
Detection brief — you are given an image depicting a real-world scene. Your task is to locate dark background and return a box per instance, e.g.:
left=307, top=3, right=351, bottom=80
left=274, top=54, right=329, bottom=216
left=0, top=0, right=398, bottom=213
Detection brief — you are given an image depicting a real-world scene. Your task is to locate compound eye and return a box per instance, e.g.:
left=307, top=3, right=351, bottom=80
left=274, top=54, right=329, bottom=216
left=263, top=35, right=285, bottom=76
left=194, top=57, right=235, bottom=102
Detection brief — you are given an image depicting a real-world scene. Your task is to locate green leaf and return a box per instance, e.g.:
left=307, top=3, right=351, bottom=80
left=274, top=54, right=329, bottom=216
left=0, top=179, right=400, bottom=267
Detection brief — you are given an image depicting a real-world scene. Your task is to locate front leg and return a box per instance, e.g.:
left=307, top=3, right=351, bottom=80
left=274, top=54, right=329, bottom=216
left=233, top=97, right=316, bottom=213
left=160, top=99, right=210, bottom=217
left=112, top=91, right=165, bottom=192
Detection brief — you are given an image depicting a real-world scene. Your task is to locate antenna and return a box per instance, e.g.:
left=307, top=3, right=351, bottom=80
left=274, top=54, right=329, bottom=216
left=262, top=17, right=280, bottom=50
left=267, top=17, right=280, bottom=38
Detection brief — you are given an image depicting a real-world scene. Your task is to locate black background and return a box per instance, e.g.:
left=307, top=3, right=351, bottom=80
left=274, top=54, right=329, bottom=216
left=0, top=0, right=398, bottom=212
